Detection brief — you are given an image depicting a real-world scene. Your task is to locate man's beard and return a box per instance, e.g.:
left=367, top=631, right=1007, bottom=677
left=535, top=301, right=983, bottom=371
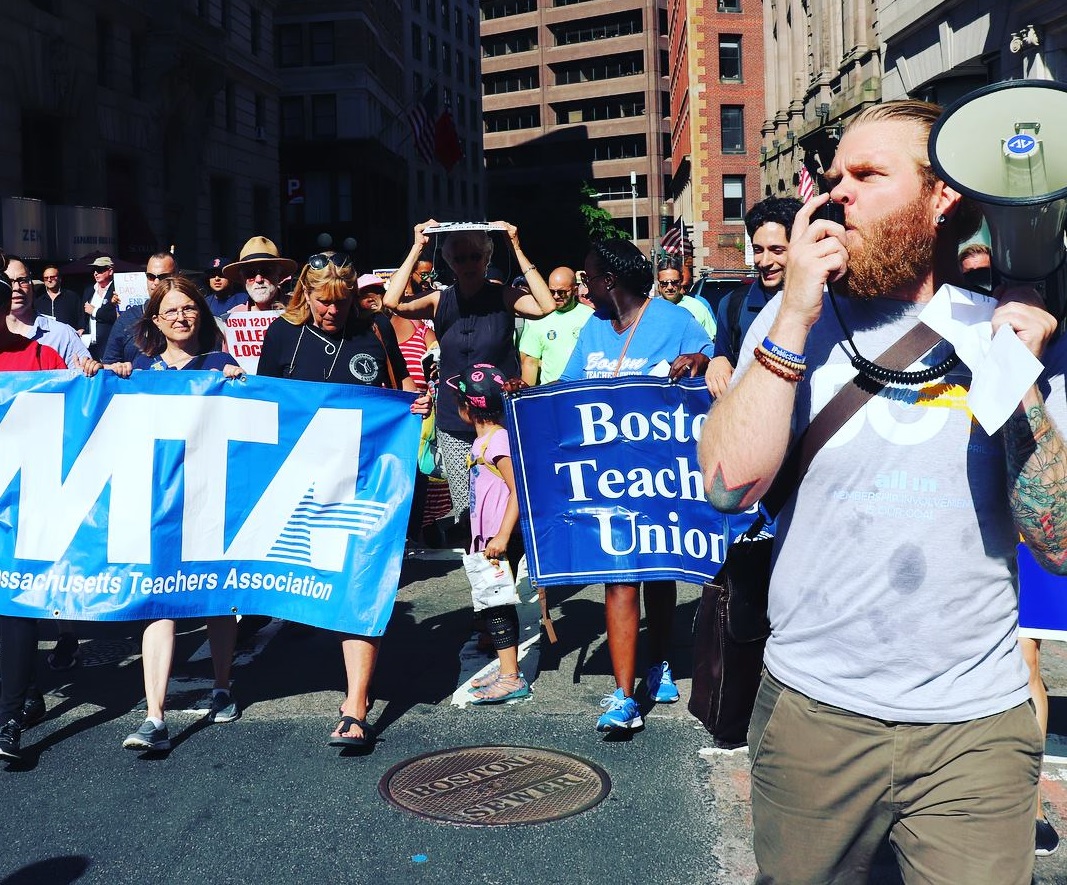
left=248, top=281, right=278, bottom=305
left=839, top=191, right=936, bottom=300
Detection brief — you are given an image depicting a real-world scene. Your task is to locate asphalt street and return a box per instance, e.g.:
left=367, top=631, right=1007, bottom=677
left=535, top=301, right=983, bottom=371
left=3, top=549, right=1067, bottom=885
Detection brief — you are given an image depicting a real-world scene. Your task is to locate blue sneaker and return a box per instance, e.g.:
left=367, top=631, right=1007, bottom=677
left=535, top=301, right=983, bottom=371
left=647, top=661, right=680, bottom=703
left=596, top=688, right=643, bottom=732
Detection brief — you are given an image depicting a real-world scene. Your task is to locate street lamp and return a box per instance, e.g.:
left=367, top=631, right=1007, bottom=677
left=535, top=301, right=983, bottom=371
left=588, top=171, right=639, bottom=241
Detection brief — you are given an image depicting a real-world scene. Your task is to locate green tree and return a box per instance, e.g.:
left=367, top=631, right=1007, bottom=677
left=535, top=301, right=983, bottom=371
left=577, top=183, right=631, bottom=241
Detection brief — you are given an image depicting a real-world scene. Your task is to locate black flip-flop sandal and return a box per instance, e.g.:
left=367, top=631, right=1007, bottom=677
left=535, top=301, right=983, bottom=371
left=328, top=715, right=376, bottom=748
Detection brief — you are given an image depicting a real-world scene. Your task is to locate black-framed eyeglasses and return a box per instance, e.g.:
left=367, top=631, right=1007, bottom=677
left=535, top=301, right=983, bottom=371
left=549, top=288, right=573, bottom=296
left=146, top=272, right=173, bottom=282
left=92, top=267, right=111, bottom=273
left=8, top=276, right=32, bottom=286
left=308, top=252, right=351, bottom=270
left=158, top=305, right=199, bottom=321
left=659, top=280, right=681, bottom=288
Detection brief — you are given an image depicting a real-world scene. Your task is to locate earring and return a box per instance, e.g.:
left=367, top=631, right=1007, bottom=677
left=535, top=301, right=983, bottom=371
left=935, top=214, right=947, bottom=226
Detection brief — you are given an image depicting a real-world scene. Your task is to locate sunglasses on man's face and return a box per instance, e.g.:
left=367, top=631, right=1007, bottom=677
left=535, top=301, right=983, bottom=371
left=308, top=252, right=351, bottom=270
left=146, top=272, right=173, bottom=283
left=418, top=270, right=437, bottom=281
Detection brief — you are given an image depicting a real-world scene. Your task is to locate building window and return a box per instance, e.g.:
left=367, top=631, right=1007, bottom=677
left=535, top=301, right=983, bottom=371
left=414, top=72, right=424, bottom=96
left=719, top=36, right=741, bottom=81
left=443, top=41, right=452, bottom=74
left=428, top=34, right=437, bottom=67
left=210, top=177, right=234, bottom=254
left=469, top=57, right=477, bottom=87
left=220, top=0, right=230, bottom=30
left=311, top=94, right=337, bottom=138
left=454, top=8, right=463, bottom=36
left=482, top=30, right=537, bottom=58
left=484, top=68, right=539, bottom=95
left=553, top=11, right=642, bottom=46
left=96, top=17, right=112, bottom=87
left=481, top=0, right=537, bottom=19
left=250, top=9, right=261, bottom=54
left=310, top=22, right=335, bottom=65
left=467, top=14, right=476, bottom=47
left=723, top=175, right=745, bottom=221
left=225, top=81, right=236, bottom=133
left=484, top=106, right=540, bottom=133
left=720, top=105, right=744, bottom=153
left=554, top=94, right=645, bottom=124
left=555, top=52, right=643, bottom=84
left=253, top=186, right=271, bottom=234
left=280, top=97, right=304, bottom=140
left=277, top=25, right=303, bottom=67
left=718, top=0, right=741, bottom=10
left=412, top=24, right=422, bottom=60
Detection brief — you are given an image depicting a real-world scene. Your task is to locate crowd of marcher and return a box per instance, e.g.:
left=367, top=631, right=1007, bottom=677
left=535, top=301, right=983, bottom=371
left=1, top=94, right=1066, bottom=882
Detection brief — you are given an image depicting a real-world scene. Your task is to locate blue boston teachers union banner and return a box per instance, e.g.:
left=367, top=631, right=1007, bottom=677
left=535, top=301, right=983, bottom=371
left=1018, top=543, right=1067, bottom=640
left=506, top=376, right=757, bottom=586
left=0, top=370, right=419, bottom=635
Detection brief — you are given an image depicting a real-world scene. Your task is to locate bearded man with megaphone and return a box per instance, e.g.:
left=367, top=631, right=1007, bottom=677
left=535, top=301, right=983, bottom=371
left=699, top=97, right=1067, bottom=885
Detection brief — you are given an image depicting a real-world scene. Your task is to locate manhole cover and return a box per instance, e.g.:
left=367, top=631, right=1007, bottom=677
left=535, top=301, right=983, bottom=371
left=76, top=638, right=137, bottom=668
left=379, top=745, right=611, bottom=826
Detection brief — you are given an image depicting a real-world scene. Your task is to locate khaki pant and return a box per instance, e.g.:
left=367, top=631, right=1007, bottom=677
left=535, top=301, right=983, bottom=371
left=748, top=671, right=1043, bottom=885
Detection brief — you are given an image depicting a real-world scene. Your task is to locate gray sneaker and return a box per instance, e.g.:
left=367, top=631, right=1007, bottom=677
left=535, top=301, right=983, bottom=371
left=122, top=719, right=171, bottom=751
left=206, top=690, right=240, bottom=724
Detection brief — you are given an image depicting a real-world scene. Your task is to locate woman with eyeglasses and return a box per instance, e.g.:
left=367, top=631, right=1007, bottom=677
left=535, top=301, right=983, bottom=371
left=258, top=253, right=429, bottom=750
left=383, top=220, right=555, bottom=539
left=111, top=276, right=245, bottom=752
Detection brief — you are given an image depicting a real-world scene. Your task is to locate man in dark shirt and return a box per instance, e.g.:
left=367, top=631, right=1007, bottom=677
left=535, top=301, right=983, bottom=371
left=35, top=265, right=83, bottom=330
left=707, top=197, right=802, bottom=397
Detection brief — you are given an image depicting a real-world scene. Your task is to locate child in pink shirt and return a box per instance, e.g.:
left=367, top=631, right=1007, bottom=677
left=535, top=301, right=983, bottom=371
left=448, top=363, right=529, bottom=704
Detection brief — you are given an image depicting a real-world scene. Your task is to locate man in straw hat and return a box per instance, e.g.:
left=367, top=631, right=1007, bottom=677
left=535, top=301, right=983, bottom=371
left=221, top=236, right=296, bottom=315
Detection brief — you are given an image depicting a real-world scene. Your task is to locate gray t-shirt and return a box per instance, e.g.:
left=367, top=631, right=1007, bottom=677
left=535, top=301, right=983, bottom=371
left=732, top=292, right=1067, bottom=722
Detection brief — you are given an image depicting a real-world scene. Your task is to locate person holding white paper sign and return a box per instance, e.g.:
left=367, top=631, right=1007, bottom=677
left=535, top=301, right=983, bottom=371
left=699, top=99, right=1067, bottom=884
left=383, top=220, right=555, bottom=540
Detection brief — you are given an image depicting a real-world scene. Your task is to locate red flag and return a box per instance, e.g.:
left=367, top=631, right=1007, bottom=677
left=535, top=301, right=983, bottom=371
left=798, top=166, right=814, bottom=203
left=434, top=99, right=463, bottom=172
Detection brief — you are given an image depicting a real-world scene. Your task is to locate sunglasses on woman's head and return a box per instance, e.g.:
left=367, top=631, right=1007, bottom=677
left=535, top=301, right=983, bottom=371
left=308, top=252, right=351, bottom=270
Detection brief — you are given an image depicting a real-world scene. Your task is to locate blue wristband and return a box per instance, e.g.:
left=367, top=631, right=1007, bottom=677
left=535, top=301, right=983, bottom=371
left=762, top=337, right=805, bottom=365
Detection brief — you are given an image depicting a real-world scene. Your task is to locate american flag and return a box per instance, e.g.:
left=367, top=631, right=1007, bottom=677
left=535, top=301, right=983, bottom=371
left=661, top=218, right=693, bottom=256
left=798, top=166, right=815, bottom=203
left=407, top=89, right=437, bottom=164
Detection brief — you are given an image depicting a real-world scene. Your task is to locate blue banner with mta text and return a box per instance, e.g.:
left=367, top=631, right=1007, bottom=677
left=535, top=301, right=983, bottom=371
left=0, top=370, right=419, bottom=635
left=505, top=376, right=756, bottom=586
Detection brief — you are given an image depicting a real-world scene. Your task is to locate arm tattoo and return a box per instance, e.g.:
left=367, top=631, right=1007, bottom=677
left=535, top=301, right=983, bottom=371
left=1005, top=403, right=1067, bottom=573
left=706, top=463, right=760, bottom=513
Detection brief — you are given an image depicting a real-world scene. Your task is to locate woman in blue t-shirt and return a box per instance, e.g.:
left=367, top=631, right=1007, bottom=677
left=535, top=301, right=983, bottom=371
left=560, top=240, right=711, bottom=734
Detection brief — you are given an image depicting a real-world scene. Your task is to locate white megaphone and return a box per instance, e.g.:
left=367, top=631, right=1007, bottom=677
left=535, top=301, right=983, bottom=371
left=929, top=79, right=1067, bottom=315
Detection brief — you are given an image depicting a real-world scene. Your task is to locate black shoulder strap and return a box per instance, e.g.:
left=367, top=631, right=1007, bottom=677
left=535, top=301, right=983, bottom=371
left=727, top=285, right=749, bottom=360
left=760, top=321, right=945, bottom=519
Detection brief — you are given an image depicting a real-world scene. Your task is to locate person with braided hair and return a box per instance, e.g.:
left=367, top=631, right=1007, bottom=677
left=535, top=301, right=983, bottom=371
left=559, top=239, right=711, bottom=733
